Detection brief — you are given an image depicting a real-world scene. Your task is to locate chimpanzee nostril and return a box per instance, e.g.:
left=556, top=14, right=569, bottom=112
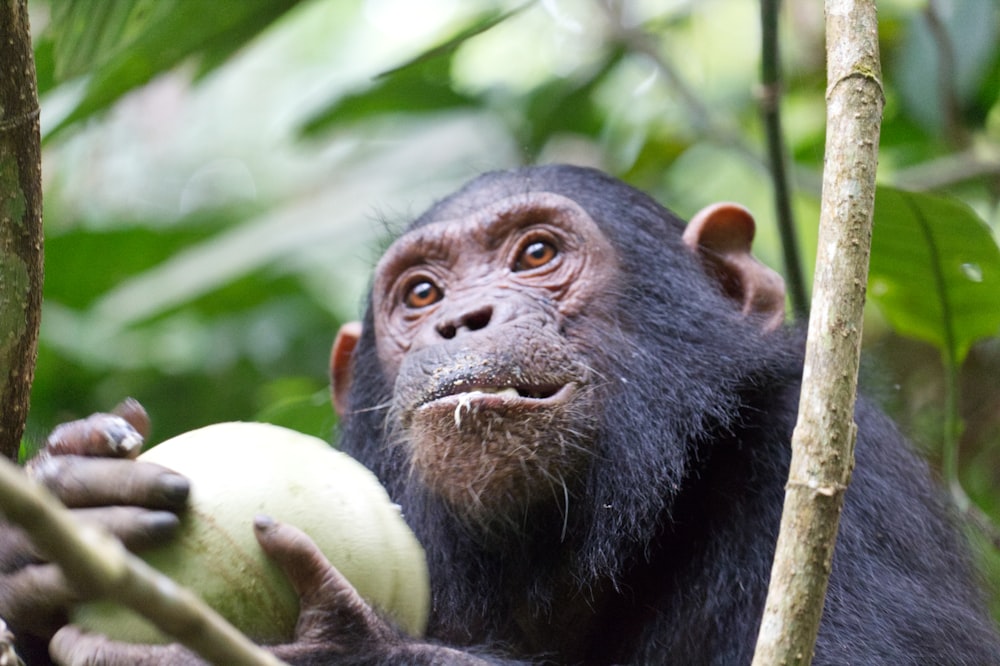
left=464, top=306, right=492, bottom=331
left=437, top=305, right=493, bottom=339
left=437, top=322, right=457, bottom=339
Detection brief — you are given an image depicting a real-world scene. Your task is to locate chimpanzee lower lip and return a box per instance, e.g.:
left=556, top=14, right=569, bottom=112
left=419, top=383, right=575, bottom=410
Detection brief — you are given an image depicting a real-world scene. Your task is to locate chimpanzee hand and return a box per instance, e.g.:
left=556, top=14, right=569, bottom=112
left=48, top=518, right=488, bottom=666
left=0, top=399, right=190, bottom=661
left=259, top=518, right=488, bottom=664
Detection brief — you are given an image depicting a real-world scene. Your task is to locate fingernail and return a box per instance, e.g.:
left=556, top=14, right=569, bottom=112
left=254, top=514, right=275, bottom=530
left=141, top=511, right=181, bottom=538
left=104, top=417, right=144, bottom=454
left=113, top=398, right=151, bottom=439
left=157, top=474, right=190, bottom=505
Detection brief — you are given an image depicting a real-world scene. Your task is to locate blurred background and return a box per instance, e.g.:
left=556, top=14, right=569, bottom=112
left=19, top=0, right=1000, bottom=609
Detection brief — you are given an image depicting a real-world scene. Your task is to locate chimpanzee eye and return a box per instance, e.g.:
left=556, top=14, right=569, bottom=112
left=404, top=280, right=442, bottom=309
left=514, top=240, right=558, bottom=272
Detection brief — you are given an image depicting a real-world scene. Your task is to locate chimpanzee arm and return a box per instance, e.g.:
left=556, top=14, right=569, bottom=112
left=48, top=519, right=526, bottom=666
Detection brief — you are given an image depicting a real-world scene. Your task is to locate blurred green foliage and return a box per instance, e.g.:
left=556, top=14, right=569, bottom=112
left=20, top=0, right=1000, bottom=599
left=871, top=188, right=1000, bottom=368
left=36, top=0, right=308, bottom=140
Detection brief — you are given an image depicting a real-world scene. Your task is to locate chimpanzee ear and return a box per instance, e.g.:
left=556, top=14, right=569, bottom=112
left=682, top=203, right=786, bottom=331
left=331, top=321, right=362, bottom=417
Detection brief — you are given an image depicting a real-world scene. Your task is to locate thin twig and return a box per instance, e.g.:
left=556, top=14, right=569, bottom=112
left=923, top=0, right=966, bottom=147
left=759, top=0, right=809, bottom=320
left=598, top=2, right=766, bottom=172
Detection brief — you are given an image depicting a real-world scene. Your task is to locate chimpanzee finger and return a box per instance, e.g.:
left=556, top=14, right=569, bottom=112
left=41, top=414, right=144, bottom=460
left=50, top=626, right=205, bottom=666
left=0, top=521, right=43, bottom=571
left=0, top=508, right=179, bottom=574
left=72, top=507, right=182, bottom=551
left=252, top=515, right=344, bottom=601
left=253, top=516, right=394, bottom=644
left=111, top=398, right=151, bottom=441
left=0, top=564, right=75, bottom=637
left=29, top=457, right=190, bottom=510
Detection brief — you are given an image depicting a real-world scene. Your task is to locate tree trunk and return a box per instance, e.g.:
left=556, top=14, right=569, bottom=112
left=0, top=0, right=44, bottom=462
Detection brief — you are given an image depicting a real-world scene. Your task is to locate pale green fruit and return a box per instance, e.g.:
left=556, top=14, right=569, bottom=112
left=72, top=422, right=429, bottom=644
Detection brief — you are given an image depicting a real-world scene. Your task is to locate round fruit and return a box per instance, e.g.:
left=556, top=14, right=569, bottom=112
left=72, top=422, right=429, bottom=644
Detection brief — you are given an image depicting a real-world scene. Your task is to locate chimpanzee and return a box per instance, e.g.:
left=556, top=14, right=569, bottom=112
left=2, top=164, right=999, bottom=665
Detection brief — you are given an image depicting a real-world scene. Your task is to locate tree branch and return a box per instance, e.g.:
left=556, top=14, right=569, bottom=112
left=0, top=457, right=286, bottom=665
left=751, top=0, right=884, bottom=663
left=892, top=145, right=1000, bottom=191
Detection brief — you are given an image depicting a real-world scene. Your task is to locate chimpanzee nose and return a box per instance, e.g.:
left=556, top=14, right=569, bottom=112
left=436, top=305, right=493, bottom=339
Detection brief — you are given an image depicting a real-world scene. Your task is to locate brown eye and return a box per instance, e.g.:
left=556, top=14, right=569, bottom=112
left=404, top=280, right=442, bottom=309
left=514, top=240, right=557, bottom=271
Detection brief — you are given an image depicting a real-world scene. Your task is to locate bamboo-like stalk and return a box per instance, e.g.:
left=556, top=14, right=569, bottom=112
left=751, top=1, right=884, bottom=663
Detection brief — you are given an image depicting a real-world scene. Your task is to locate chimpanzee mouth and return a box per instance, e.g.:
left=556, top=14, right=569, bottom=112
left=418, top=382, right=575, bottom=412
left=471, top=385, right=564, bottom=400
left=415, top=383, right=576, bottom=429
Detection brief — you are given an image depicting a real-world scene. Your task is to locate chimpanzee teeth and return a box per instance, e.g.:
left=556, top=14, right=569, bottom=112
left=446, top=385, right=561, bottom=401
left=478, top=387, right=520, bottom=399
left=453, top=388, right=522, bottom=427
left=460, top=387, right=517, bottom=397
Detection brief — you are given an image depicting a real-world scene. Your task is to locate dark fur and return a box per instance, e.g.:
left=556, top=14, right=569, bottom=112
left=326, top=165, right=1000, bottom=664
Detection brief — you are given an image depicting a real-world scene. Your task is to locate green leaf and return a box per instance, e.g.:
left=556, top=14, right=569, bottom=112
left=893, top=0, right=1000, bottom=134
left=298, top=7, right=526, bottom=137
left=42, top=204, right=252, bottom=311
left=519, top=48, right=622, bottom=156
left=46, top=0, right=171, bottom=81
left=376, top=5, right=529, bottom=78
left=869, top=186, right=1000, bottom=365
left=300, top=56, right=477, bottom=136
left=43, top=0, right=304, bottom=140
left=32, top=35, right=58, bottom=95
